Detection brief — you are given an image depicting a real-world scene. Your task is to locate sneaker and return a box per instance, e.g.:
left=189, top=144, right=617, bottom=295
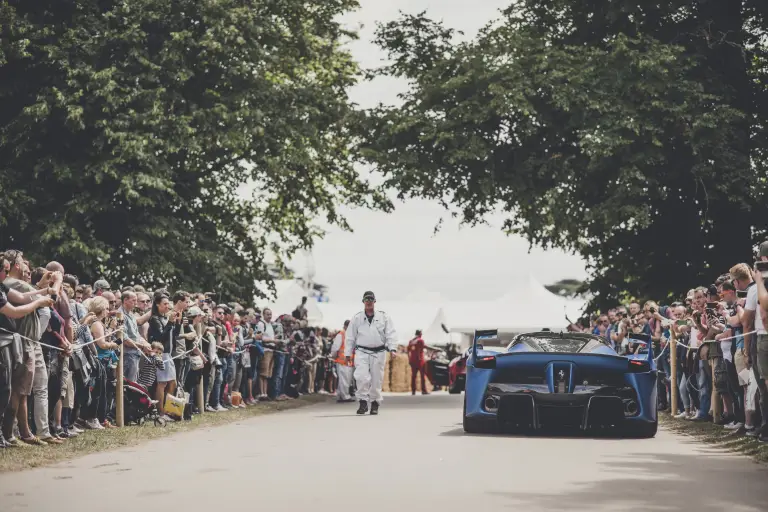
left=85, top=419, right=104, bottom=430
left=715, top=415, right=734, bottom=426
left=56, top=428, right=76, bottom=439
left=370, top=401, right=379, bottom=415
left=725, top=421, right=744, bottom=430
left=70, top=425, right=84, bottom=435
left=215, top=404, right=227, bottom=412
left=205, top=405, right=217, bottom=413
left=674, top=411, right=688, bottom=419
left=745, top=427, right=759, bottom=437
left=5, top=438, right=30, bottom=448
left=356, top=400, right=368, bottom=415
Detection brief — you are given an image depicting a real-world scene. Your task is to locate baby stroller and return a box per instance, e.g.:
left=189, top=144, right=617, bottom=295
left=123, top=379, right=166, bottom=427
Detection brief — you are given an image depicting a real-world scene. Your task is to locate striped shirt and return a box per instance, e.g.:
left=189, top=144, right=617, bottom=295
left=138, top=354, right=164, bottom=388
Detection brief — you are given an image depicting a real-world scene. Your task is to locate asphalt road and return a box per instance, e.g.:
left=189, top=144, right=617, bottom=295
left=2, top=392, right=768, bottom=511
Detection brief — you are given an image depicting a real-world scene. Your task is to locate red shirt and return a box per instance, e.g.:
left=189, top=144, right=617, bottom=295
left=408, top=337, right=425, bottom=366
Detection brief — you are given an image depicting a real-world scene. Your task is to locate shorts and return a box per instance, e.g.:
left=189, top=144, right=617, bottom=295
left=756, top=334, right=768, bottom=379
left=62, top=368, right=75, bottom=409
left=12, top=344, right=35, bottom=396
left=735, top=348, right=749, bottom=385
left=156, top=353, right=177, bottom=383
left=258, top=350, right=274, bottom=379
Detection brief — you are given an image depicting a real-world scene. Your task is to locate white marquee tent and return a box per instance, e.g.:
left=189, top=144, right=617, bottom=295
left=254, top=275, right=586, bottom=349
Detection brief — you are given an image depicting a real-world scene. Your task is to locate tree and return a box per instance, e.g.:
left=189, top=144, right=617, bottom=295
left=358, top=1, right=768, bottom=312
left=545, top=279, right=587, bottom=299
left=0, top=0, right=388, bottom=303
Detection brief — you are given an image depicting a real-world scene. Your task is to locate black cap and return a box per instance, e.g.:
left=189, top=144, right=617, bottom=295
left=362, top=291, right=375, bottom=301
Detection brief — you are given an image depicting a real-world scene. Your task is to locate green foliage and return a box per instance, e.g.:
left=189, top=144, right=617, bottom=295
left=359, top=2, right=768, bottom=312
left=545, top=279, right=587, bottom=299
left=0, top=0, right=389, bottom=303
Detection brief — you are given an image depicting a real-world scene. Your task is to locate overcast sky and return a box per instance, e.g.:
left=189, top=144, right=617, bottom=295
left=287, top=0, right=587, bottom=302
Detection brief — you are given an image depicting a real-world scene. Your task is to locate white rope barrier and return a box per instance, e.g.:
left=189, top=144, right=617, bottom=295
left=0, top=326, right=125, bottom=352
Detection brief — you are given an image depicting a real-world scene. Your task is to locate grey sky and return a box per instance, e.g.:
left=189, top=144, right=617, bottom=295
left=288, top=0, right=587, bottom=302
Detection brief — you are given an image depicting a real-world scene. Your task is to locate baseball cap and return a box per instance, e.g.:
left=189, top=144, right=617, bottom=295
left=94, top=279, right=111, bottom=291
left=187, top=306, right=203, bottom=317
left=362, top=291, right=375, bottom=301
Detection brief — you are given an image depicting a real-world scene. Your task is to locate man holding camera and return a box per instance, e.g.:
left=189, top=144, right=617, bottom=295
left=344, top=291, right=398, bottom=415
left=748, top=243, right=768, bottom=442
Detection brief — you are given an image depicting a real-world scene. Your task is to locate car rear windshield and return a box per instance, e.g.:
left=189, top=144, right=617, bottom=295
left=513, top=336, right=605, bottom=353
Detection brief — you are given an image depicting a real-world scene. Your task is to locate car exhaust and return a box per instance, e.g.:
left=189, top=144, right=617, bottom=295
left=484, top=395, right=499, bottom=412
left=623, top=399, right=638, bottom=416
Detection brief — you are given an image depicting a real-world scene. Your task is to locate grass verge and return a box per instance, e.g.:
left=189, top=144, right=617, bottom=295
left=660, top=412, right=768, bottom=464
left=0, top=394, right=331, bottom=473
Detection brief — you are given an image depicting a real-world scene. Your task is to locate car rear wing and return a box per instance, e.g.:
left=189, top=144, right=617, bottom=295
left=627, top=332, right=654, bottom=363
left=472, top=329, right=499, bottom=361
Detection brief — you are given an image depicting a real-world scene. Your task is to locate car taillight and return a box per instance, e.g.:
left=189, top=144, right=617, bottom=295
left=475, top=355, right=496, bottom=369
left=628, top=359, right=650, bottom=373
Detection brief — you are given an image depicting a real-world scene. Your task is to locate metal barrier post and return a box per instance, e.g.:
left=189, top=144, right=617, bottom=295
left=197, top=379, right=205, bottom=414
left=116, top=346, right=124, bottom=427
left=670, top=330, right=678, bottom=415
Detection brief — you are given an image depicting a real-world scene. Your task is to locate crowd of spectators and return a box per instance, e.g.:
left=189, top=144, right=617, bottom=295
left=0, top=249, right=346, bottom=448
left=568, top=241, right=768, bottom=443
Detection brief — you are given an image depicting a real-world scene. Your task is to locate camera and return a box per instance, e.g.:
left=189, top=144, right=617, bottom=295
left=737, top=290, right=748, bottom=299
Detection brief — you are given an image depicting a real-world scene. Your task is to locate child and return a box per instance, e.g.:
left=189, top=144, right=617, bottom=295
left=137, top=342, right=165, bottom=390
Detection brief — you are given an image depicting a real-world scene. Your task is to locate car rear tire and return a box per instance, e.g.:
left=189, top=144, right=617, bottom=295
left=463, top=394, right=494, bottom=434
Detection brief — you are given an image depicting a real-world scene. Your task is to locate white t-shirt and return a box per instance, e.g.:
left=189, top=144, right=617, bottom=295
left=689, top=326, right=700, bottom=349
left=745, top=285, right=766, bottom=335
left=256, top=320, right=275, bottom=342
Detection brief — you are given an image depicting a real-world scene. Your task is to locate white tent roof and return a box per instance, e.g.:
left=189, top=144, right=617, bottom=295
left=422, top=307, right=450, bottom=346
left=442, top=274, right=586, bottom=334
left=255, top=279, right=323, bottom=324
left=254, top=274, right=586, bottom=341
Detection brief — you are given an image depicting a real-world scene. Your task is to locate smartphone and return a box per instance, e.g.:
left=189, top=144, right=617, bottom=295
left=676, top=319, right=688, bottom=326
left=706, top=301, right=718, bottom=309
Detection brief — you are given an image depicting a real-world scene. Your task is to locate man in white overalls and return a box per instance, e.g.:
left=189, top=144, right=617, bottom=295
left=345, top=291, right=398, bottom=415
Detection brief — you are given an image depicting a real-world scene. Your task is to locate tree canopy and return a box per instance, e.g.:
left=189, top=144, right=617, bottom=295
left=0, top=0, right=389, bottom=302
left=359, top=1, right=768, bottom=312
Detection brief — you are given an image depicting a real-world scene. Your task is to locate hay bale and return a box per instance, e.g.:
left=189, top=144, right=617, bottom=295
left=383, top=354, right=391, bottom=392
left=390, top=354, right=410, bottom=392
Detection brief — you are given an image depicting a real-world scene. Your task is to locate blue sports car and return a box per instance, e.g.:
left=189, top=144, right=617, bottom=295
left=462, top=329, right=658, bottom=438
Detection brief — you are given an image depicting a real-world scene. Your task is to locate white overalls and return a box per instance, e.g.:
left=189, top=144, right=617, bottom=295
left=344, top=310, right=397, bottom=404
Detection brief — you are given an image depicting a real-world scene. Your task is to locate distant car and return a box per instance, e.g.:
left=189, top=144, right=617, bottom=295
left=447, top=346, right=505, bottom=394
left=462, top=329, right=657, bottom=438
